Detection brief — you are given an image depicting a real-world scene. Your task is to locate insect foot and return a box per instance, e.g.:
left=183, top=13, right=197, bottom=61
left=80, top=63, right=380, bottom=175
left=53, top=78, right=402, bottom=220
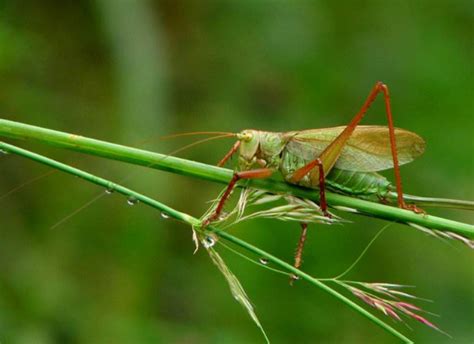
left=402, top=203, right=426, bottom=215
left=322, top=209, right=332, bottom=219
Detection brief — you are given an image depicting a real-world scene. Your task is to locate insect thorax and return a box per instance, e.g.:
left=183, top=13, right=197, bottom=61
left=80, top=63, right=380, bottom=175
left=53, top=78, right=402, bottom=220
left=279, top=149, right=313, bottom=187
left=238, top=130, right=290, bottom=170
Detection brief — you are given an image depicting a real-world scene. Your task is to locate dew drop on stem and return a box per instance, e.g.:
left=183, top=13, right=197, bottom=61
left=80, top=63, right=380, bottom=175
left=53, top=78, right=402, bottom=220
left=105, top=188, right=114, bottom=195
left=160, top=212, right=170, bottom=219
left=202, top=236, right=216, bottom=248
left=259, top=257, right=269, bottom=265
left=127, top=196, right=139, bottom=206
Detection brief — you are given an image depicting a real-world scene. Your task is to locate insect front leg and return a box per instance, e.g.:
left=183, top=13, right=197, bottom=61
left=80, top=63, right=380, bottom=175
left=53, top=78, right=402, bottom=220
left=202, top=168, right=275, bottom=227
left=217, top=140, right=241, bottom=167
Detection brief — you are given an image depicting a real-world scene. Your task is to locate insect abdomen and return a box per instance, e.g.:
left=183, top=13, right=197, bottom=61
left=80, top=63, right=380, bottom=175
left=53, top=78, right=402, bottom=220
left=326, top=169, right=391, bottom=196
left=280, top=150, right=392, bottom=197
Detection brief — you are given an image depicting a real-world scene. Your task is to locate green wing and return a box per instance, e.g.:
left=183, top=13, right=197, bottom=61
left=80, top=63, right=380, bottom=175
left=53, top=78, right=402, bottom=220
left=286, top=126, right=425, bottom=172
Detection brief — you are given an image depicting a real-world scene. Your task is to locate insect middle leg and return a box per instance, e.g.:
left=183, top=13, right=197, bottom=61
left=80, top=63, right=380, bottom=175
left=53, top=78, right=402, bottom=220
left=290, top=158, right=329, bottom=216
left=290, top=222, right=308, bottom=285
left=289, top=158, right=327, bottom=275
left=202, top=168, right=274, bottom=227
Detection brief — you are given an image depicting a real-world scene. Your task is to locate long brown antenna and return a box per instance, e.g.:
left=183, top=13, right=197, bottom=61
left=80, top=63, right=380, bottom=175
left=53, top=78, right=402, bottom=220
left=160, top=131, right=234, bottom=140
left=49, top=133, right=236, bottom=230
left=166, top=133, right=236, bottom=157
left=135, top=131, right=235, bottom=148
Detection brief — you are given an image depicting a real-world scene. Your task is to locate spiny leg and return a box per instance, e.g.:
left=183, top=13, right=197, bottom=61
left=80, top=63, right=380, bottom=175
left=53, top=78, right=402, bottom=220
left=289, top=158, right=327, bottom=281
left=202, top=168, right=274, bottom=227
left=326, top=82, right=422, bottom=211
left=298, top=81, right=422, bottom=212
left=288, top=82, right=425, bottom=274
left=205, top=140, right=277, bottom=226
left=288, top=158, right=328, bottom=276
left=290, top=222, right=308, bottom=285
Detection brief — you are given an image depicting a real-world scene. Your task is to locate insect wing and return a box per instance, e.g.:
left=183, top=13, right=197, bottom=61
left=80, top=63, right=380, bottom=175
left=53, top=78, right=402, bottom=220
left=287, top=126, right=425, bottom=172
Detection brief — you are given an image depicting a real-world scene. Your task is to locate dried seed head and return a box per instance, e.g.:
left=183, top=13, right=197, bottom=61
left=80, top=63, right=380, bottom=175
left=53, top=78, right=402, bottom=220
left=206, top=187, right=345, bottom=228
left=408, top=222, right=474, bottom=249
left=345, top=282, right=446, bottom=335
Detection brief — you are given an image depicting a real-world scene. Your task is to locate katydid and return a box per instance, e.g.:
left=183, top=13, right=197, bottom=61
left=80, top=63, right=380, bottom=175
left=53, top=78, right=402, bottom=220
left=202, top=82, right=426, bottom=275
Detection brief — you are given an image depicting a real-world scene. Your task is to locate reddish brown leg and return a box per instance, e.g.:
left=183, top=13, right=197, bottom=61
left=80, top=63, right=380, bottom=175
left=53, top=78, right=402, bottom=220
left=202, top=168, right=274, bottom=227
left=290, top=158, right=329, bottom=216
left=330, top=82, right=409, bottom=209
left=217, top=141, right=241, bottom=167
left=290, top=222, right=308, bottom=285
left=294, top=82, right=422, bottom=212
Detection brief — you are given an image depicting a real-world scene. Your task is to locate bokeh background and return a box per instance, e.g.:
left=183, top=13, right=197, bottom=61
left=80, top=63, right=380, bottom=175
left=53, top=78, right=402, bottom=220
left=0, top=1, right=473, bottom=343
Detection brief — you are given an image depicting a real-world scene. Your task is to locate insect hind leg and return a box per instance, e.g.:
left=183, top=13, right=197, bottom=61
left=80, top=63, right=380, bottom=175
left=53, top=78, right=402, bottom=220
left=323, top=82, right=419, bottom=211
left=298, top=81, right=422, bottom=213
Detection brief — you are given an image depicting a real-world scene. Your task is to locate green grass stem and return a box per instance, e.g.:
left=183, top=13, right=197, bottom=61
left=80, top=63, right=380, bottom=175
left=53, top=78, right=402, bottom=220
left=0, top=140, right=414, bottom=343
left=0, top=119, right=472, bottom=239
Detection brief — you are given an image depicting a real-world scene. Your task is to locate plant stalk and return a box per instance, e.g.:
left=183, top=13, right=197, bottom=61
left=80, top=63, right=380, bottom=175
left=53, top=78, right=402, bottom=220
left=0, top=118, right=472, bottom=239
left=0, top=140, right=413, bottom=343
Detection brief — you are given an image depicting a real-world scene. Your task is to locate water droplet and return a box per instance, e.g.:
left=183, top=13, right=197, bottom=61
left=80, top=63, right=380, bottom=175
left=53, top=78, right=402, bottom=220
left=127, top=196, right=139, bottom=206
left=160, top=212, right=170, bottom=219
left=202, top=236, right=216, bottom=248
left=105, top=188, right=114, bottom=195
left=0, top=149, right=8, bottom=155
left=259, top=257, right=269, bottom=265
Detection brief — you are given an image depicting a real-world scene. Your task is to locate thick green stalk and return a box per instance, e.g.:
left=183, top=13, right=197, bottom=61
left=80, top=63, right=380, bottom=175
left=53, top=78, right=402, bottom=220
left=0, top=118, right=472, bottom=239
left=0, top=141, right=413, bottom=343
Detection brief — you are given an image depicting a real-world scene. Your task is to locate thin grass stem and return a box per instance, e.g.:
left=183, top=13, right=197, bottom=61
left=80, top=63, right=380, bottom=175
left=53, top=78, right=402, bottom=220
left=0, top=140, right=413, bottom=343
left=0, top=119, right=472, bottom=238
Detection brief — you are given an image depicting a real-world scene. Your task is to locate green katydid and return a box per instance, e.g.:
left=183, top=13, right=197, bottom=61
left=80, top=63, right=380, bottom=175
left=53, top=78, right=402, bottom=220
left=202, top=82, right=427, bottom=274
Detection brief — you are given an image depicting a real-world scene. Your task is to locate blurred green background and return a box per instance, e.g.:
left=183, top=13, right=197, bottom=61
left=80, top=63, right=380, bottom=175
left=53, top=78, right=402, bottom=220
left=0, top=1, right=473, bottom=343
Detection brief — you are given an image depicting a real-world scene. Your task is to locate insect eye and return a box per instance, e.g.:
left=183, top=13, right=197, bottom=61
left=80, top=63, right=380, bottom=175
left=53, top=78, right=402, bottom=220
left=237, top=132, right=253, bottom=142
